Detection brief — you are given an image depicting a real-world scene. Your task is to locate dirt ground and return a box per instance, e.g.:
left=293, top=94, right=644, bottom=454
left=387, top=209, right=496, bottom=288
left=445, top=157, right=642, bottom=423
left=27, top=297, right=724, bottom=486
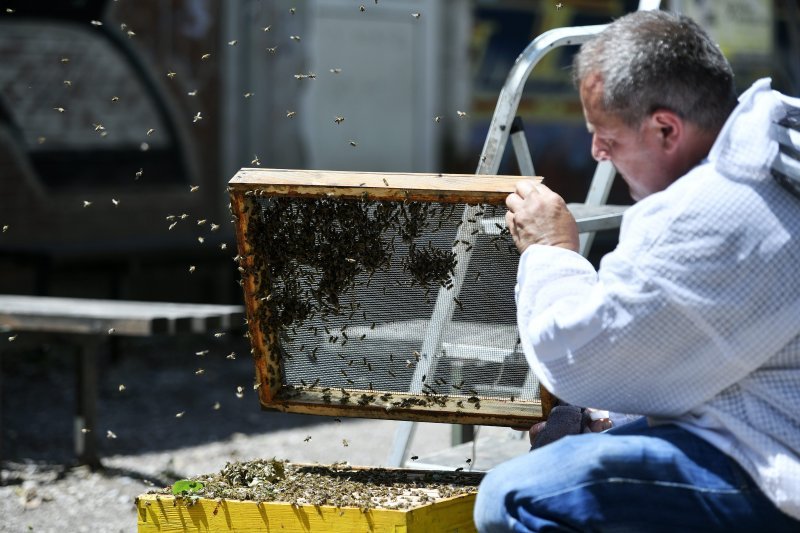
left=1, top=334, right=515, bottom=532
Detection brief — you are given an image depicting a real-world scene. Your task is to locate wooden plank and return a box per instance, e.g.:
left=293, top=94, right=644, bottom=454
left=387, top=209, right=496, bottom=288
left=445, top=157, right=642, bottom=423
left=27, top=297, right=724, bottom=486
left=228, top=168, right=541, bottom=204
left=230, top=193, right=276, bottom=404
left=136, top=492, right=477, bottom=532
left=262, top=389, right=543, bottom=428
left=0, top=296, right=243, bottom=336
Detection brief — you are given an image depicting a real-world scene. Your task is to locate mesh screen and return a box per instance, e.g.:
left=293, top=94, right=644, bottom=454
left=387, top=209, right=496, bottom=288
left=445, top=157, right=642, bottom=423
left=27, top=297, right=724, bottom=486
left=239, top=192, right=542, bottom=424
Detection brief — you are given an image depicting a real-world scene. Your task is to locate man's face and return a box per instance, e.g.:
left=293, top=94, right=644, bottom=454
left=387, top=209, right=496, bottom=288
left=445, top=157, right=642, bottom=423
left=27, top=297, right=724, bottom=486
left=579, top=74, right=678, bottom=201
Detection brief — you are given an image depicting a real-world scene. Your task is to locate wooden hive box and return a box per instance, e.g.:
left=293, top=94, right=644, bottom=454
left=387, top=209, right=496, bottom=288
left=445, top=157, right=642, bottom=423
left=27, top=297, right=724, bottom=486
left=137, top=462, right=482, bottom=532
left=228, top=168, right=555, bottom=428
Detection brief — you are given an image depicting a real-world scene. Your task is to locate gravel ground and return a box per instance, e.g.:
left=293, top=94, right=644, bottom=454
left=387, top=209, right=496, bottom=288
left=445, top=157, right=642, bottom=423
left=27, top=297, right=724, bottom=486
left=1, top=334, right=519, bottom=532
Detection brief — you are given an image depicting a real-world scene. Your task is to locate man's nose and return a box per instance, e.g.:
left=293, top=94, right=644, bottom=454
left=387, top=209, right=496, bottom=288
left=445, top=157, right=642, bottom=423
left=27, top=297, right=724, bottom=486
left=591, top=135, right=610, bottom=162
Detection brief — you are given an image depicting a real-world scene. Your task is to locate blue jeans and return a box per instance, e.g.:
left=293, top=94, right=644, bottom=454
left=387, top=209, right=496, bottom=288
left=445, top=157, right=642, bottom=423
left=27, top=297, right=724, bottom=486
left=473, top=418, right=799, bottom=532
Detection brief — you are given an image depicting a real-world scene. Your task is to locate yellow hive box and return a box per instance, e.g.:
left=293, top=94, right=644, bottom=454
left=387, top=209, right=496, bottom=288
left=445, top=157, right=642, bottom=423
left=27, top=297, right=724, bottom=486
left=136, top=492, right=477, bottom=532
left=137, top=462, right=482, bottom=533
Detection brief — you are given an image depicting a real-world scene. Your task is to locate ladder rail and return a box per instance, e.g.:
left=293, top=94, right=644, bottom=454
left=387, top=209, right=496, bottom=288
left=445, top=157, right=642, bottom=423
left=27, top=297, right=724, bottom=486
left=476, top=24, right=608, bottom=176
left=388, top=25, right=610, bottom=468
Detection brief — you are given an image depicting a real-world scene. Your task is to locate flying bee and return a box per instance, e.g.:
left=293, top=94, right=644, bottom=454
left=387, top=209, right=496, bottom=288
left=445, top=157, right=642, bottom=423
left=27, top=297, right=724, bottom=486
left=410, top=455, right=418, bottom=461
left=413, top=351, right=421, bottom=362
left=201, top=53, right=211, bottom=60
left=188, top=265, right=196, bottom=273
left=289, top=7, right=296, bottom=14
left=435, top=115, right=442, bottom=123
left=135, top=168, right=143, bottom=179
left=166, top=71, right=176, bottom=79
left=329, top=68, right=342, bottom=74
left=126, top=30, right=135, bottom=38
left=251, top=155, right=261, bottom=166
left=81, top=428, right=91, bottom=434
left=196, top=350, right=209, bottom=356
left=219, top=243, right=227, bottom=250
left=243, top=92, right=254, bottom=98
left=175, top=411, right=185, bottom=418
left=146, top=128, right=155, bottom=136
left=188, top=89, right=198, bottom=96
left=348, top=140, right=358, bottom=147
left=190, top=185, right=200, bottom=192
left=60, top=57, right=69, bottom=63
left=63, top=80, right=72, bottom=87
left=106, top=430, right=117, bottom=439
left=286, top=110, right=296, bottom=118
left=193, top=112, right=203, bottom=123
left=214, top=332, right=226, bottom=338
left=304, top=435, right=312, bottom=442
left=411, top=12, right=421, bottom=18
left=210, top=223, right=220, bottom=231
left=289, top=35, right=301, bottom=41
left=263, top=25, right=271, bottom=31
left=111, top=198, right=119, bottom=206
left=118, top=384, right=126, bottom=392
left=2, top=225, right=8, bottom=232
left=54, top=106, right=65, bottom=113
left=197, top=219, right=207, bottom=225
left=457, top=110, right=468, bottom=118
left=213, top=402, right=220, bottom=410
left=236, top=386, right=244, bottom=398
left=334, top=116, right=345, bottom=125
left=359, top=4, right=366, bottom=11
left=168, top=221, right=177, bottom=231
left=83, top=200, right=92, bottom=208
left=195, top=368, right=205, bottom=375
left=228, top=39, right=238, bottom=46
left=267, top=46, right=278, bottom=54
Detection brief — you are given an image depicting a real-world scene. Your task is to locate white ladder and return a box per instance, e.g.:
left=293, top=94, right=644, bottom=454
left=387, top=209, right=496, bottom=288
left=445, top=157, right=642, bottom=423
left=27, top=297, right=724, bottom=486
left=388, top=1, right=662, bottom=467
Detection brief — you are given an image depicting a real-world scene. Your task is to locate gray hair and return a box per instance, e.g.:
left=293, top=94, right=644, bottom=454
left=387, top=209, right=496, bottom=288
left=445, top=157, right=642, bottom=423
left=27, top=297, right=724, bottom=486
left=573, top=10, right=737, bottom=131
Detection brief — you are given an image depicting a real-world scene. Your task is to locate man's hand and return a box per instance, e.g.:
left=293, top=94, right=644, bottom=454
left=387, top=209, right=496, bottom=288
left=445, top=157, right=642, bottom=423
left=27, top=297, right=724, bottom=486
left=505, top=181, right=579, bottom=254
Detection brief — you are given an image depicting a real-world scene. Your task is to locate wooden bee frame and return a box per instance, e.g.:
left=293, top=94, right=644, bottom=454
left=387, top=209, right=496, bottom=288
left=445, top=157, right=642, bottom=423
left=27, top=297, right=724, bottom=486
left=229, top=169, right=553, bottom=428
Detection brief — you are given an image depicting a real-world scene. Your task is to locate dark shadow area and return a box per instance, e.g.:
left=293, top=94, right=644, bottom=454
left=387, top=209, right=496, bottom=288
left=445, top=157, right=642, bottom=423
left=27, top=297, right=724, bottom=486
left=1, top=335, right=336, bottom=465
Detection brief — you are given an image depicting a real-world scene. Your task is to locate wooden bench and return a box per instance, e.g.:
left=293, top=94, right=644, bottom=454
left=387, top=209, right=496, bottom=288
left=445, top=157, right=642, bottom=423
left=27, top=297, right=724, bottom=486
left=0, top=295, right=244, bottom=467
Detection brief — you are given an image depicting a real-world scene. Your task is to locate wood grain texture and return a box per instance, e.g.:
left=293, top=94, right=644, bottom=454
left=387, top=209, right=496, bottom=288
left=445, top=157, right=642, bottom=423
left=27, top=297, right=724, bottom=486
left=262, top=389, right=543, bottom=428
left=228, top=168, right=541, bottom=204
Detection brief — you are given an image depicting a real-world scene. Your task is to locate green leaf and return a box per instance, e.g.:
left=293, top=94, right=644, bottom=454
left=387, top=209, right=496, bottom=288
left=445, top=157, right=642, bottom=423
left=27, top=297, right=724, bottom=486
left=172, top=479, right=204, bottom=496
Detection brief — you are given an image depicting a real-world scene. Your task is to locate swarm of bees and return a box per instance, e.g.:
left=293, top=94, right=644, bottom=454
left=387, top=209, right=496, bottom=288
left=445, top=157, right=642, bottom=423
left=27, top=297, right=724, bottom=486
left=155, top=460, right=482, bottom=510
left=237, top=190, right=518, bottom=414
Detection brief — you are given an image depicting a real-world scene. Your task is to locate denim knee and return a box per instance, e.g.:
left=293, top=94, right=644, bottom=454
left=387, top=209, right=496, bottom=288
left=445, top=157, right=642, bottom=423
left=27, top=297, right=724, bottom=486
left=474, top=461, right=518, bottom=532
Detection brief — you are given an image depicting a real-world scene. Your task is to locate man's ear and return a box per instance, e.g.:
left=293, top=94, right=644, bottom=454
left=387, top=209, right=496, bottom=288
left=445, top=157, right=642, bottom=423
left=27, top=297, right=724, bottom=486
left=649, top=110, right=683, bottom=152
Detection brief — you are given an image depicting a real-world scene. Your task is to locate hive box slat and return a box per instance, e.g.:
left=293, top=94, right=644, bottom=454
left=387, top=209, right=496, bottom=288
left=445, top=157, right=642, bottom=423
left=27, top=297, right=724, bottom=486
left=136, top=493, right=477, bottom=532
